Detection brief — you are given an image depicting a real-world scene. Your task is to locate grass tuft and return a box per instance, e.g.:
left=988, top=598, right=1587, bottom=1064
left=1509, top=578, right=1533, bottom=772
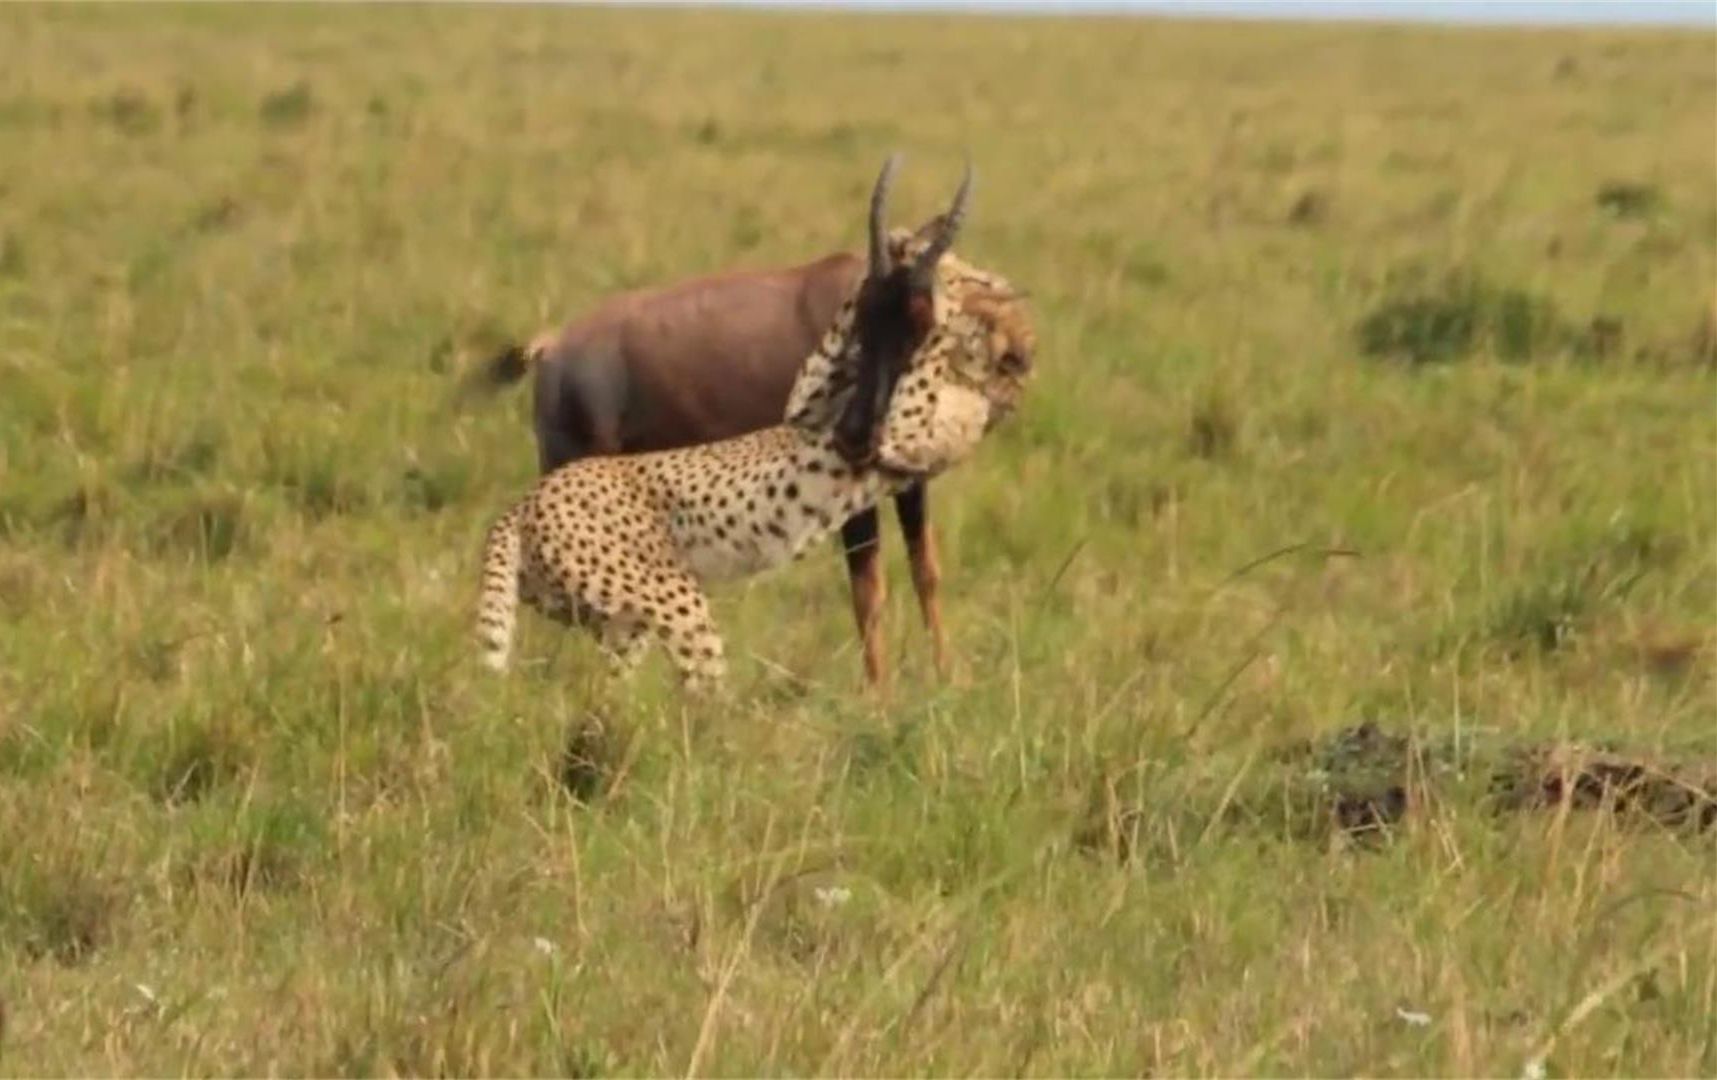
left=89, top=87, right=160, bottom=136
left=148, top=716, right=252, bottom=805
left=259, top=79, right=314, bottom=128
left=555, top=709, right=631, bottom=804
left=0, top=862, right=119, bottom=967
left=1187, top=384, right=1242, bottom=460
left=0, top=230, right=24, bottom=278
left=1595, top=180, right=1664, bottom=219
left=1357, top=268, right=1573, bottom=365
left=144, top=488, right=250, bottom=563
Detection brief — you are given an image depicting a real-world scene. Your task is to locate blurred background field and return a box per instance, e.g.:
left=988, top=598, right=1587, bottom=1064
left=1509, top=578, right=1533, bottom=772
left=0, top=4, right=1712, bottom=1075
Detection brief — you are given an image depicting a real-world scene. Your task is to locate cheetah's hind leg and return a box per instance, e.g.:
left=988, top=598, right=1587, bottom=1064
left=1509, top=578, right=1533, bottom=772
left=544, top=548, right=726, bottom=696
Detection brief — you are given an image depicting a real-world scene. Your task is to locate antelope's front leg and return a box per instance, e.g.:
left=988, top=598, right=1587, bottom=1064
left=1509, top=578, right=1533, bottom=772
left=893, top=484, right=949, bottom=680
left=839, top=510, right=888, bottom=689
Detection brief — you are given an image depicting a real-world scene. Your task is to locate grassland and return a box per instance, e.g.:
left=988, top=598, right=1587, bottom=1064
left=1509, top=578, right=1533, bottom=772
left=0, top=4, right=1713, bottom=1075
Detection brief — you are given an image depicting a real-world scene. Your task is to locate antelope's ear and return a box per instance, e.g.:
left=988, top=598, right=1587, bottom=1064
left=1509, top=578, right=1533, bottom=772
left=909, top=213, right=946, bottom=247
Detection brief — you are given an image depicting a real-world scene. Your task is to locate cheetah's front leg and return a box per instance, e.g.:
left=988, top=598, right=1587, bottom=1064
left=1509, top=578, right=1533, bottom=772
left=635, top=569, right=728, bottom=693
left=597, top=617, right=650, bottom=680
left=664, top=616, right=726, bottom=695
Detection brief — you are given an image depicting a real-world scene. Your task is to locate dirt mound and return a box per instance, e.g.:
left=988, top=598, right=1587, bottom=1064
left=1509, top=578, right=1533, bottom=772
left=1077, top=721, right=1716, bottom=863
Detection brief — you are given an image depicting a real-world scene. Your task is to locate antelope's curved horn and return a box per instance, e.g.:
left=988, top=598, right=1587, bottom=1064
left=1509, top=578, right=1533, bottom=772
left=868, top=152, right=901, bottom=275
left=911, top=156, right=972, bottom=287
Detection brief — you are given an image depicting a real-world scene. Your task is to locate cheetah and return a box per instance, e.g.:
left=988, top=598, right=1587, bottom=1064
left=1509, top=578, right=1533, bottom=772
left=475, top=155, right=1036, bottom=691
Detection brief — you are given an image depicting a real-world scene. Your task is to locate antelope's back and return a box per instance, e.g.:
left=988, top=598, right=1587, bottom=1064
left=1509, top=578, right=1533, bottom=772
left=612, top=254, right=865, bottom=448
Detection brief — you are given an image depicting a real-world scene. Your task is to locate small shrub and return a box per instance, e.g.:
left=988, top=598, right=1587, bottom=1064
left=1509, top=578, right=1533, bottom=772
left=399, top=461, right=469, bottom=514
left=1358, top=283, right=1479, bottom=364
left=1286, top=188, right=1330, bottom=226
left=840, top=716, right=925, bottom=785
left=265, top=442, right=371, bottom=521
left=1486, top=557, right=1643, bottom=656
left=90, top=87, right=159, bottom=135
left=150, top=717, right=251, bottom=804
left=1575, top=315, right=1625, bottom=360
left=0, top=231, right=24, bottom=278
left=1, top=864, right=119, bottom=966
left=188, top=800, right=325, bottom=897
left=146, top=489, right=248, bottom=563
left=1084, top=231, right=1171, bottom=288
left=47, top=481, right=117, bottom=549
left=1187, top=388, right=1241, bottom=461
left=1120, top=250, right=1171, bottom=289
left=752, top=870, right=901, bottom=966
left=130, top=634, right=185, bottom=683
left=0, top=553, right=44, bottom=617
left=557, top=710, right=629, bottom=804
left=123, top=428, right=223, bottom=486
left=729, top=204, right=764, bottom=253
left=190, top=195, right=242, bottom=233
left=1595, top=180, right=1662, bottom=219
left=0, top=682, right=126, bottom=781
left=1489, top=286, right=1564, bottom=360
left=1691, top=297, right=1717, bottom=368
left=259, top=80, right=314, bottom=128
left=1357, top=269, right=1574, bottom=365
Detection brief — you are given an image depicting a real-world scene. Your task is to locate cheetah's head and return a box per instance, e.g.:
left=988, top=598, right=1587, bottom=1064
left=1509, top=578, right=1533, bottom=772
left=898, top=240, right=1035, bottom=427
left=854, top=242, right=1035, bottom=478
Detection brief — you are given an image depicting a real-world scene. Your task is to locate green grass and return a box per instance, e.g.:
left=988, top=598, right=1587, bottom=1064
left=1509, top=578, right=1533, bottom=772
left=1, top=4, right=1714, bottom=1075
